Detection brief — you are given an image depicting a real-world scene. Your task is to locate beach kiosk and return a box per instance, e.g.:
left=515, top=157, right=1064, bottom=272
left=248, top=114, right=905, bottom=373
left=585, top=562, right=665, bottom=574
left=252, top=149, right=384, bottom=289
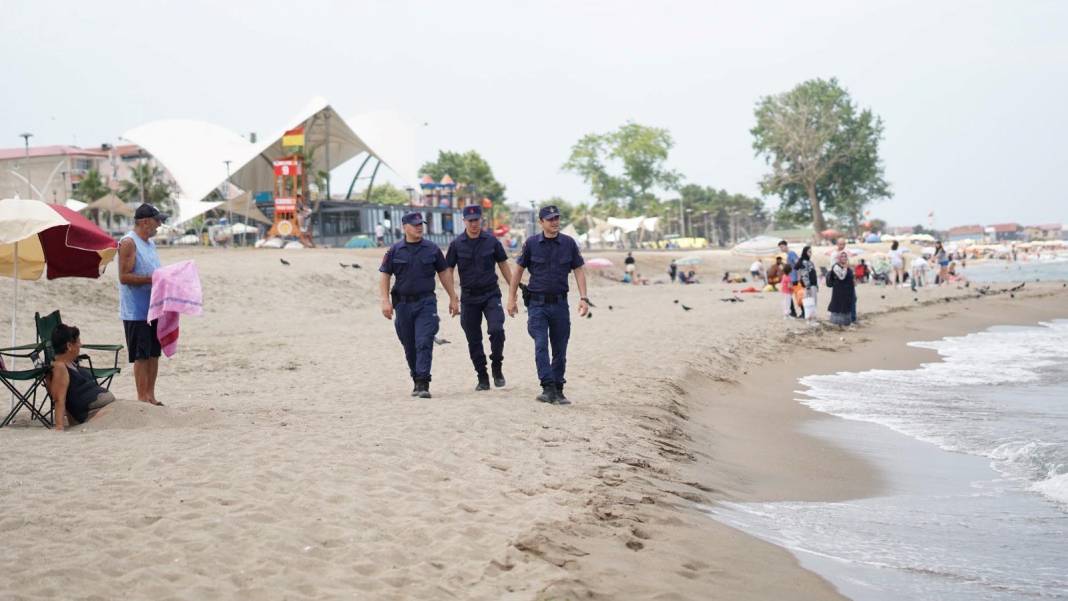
left=268, top=157, right=313, bottom=246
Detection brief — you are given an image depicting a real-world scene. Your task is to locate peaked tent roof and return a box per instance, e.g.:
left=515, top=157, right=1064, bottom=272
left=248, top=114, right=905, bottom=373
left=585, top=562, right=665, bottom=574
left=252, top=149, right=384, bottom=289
left=121, top=119, right=256, bottom=213
left=121, top=97, right=418, bottom=226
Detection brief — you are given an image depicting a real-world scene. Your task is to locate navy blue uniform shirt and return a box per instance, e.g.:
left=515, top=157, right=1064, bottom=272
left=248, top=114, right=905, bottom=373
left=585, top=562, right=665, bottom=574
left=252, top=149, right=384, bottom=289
left=445, top=230, right=508, bottom=292
left=379, top=238, right=448, bottom=296
left=516, top=233, right=584, bottom=294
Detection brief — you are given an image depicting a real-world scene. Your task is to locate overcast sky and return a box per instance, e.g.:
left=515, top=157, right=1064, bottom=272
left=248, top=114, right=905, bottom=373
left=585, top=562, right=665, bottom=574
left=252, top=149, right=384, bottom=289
left=3, top=0, right=1065, bottom=227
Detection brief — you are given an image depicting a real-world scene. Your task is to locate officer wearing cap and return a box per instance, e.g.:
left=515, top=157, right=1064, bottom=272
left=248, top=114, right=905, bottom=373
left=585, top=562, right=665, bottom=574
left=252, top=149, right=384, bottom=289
left=118, top=203, right=168, bottom=406
left=445, top=205, right=512, bottom=391
left=379, top=211, right=459, bottom=398
left=506, top=205, right=589, bottom=405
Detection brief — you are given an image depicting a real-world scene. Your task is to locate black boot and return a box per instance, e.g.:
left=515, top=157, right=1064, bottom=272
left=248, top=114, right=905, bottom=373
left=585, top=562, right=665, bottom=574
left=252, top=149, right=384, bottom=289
left=491, top=364, right=506, bottom=388
left=475, top=373, right=491, bottom=391
left=555, top=383, right=571, bottom=405
left=410, top=380, right=420, bottom=397
left=536, top=383, right=557, bottom=403
left=416, top=379, right=432, bottom=399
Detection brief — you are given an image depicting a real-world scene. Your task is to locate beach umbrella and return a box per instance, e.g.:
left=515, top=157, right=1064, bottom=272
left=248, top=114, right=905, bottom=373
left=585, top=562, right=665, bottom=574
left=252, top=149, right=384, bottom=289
left=731, top=235, right=781, bottom=257
left=821, top=228, right=844, bottom=240
left=675, top=256, right=702, bottom=266
left=585, top=257, right=613, bottom=269
left=0, top=197, right=118, bottom=374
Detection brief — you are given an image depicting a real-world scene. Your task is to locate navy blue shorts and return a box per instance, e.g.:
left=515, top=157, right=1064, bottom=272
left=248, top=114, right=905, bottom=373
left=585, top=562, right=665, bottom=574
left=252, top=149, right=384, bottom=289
left=123, top=320, right=161, bottom=363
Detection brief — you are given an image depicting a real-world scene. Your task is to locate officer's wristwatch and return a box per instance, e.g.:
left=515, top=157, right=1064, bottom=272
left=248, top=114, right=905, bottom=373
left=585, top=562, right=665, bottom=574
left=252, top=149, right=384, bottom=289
left=580, top=297, right=590, bottom=304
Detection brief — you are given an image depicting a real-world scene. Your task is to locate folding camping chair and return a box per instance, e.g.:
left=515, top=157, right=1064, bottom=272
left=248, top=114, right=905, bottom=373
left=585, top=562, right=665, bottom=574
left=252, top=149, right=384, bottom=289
left=0, top=341, right=54, bottom=428
left=35, top=311, right=122, bottom=390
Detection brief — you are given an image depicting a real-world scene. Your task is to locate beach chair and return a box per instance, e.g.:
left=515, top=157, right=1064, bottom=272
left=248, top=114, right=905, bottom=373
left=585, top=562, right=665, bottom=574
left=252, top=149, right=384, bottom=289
left=0, top=342, right=54, bottom=428
left=35, top=311, right=122, bottom=390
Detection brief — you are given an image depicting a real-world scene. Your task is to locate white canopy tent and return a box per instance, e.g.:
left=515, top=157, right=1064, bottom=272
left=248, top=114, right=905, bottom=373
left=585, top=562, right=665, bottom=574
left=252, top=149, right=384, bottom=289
left=121, top=96, right=418, bottom=227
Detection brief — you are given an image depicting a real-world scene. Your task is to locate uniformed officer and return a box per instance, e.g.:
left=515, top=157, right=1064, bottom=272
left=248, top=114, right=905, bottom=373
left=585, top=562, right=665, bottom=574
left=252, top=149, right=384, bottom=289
left=445, top=205, right=512, bottom=391
left=379, top=211, right=459, bottom=398
left=506, top=205, right=589, bottom=405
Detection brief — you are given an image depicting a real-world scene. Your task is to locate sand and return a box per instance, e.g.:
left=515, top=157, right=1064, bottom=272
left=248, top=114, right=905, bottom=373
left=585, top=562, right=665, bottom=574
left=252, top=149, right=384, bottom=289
left=1, top=246, right=1065, bottom=600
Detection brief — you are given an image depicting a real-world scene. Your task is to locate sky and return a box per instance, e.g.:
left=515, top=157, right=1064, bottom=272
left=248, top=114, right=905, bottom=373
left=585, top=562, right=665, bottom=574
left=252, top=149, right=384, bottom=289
left=2, top=0, right=1066, bottom=228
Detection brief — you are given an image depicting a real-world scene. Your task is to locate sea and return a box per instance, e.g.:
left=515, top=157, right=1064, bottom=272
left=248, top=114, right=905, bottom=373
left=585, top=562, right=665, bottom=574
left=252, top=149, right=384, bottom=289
left=961, top=255, right=1068, bottom=283
left=706, top=319, right=1068, bottom=600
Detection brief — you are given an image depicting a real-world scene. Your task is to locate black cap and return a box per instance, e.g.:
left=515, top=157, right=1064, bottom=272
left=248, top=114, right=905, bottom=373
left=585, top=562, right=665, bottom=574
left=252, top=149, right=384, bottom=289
left=134, top=203, right=167, bottom=222
left=539, top=205, right=561, bottom=220
left=462, top=205, right=482, bottom=220
left=401, top=211, right=425, bottom=226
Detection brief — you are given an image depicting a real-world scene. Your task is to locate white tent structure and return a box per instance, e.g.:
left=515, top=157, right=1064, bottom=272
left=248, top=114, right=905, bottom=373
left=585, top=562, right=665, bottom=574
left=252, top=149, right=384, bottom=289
left=121, top=97, right=417, bottom=228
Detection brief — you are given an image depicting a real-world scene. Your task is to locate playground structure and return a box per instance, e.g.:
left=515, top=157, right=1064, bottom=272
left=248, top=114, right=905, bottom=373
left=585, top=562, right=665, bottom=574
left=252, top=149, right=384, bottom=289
left=267, top=157, right=314, bottom=247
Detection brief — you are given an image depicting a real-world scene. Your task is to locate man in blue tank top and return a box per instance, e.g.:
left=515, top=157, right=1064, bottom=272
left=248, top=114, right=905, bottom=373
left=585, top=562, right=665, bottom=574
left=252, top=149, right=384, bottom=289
left=118, top=203, right=166, bottom=406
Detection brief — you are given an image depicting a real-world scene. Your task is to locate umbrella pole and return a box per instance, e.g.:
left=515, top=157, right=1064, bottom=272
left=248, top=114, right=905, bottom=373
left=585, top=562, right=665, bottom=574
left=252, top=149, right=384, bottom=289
left=9, top=241, right=17, bottom=408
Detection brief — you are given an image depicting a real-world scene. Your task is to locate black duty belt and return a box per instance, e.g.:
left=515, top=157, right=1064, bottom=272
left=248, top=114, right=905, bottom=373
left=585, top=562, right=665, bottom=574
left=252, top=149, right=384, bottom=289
left=462, top=283, right=501, bottom=297
left=528, top=292, right=566, bottom=304
left=392, top=292, right=434, bottom=304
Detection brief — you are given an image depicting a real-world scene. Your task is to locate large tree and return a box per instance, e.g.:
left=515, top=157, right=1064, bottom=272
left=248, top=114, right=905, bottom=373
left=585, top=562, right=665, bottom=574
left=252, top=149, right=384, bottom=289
left=751, top=78, right=890, bottom=234
left=563, top=122, right=680, bottom=213
left=365, top=181, right=411, bottom=205
left=420, top=150, right=506, bottom=204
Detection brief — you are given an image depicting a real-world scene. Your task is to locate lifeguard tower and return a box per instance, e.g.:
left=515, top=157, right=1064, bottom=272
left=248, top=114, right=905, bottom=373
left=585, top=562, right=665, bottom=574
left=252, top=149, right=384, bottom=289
left=268, top=157, right=314, bottom=246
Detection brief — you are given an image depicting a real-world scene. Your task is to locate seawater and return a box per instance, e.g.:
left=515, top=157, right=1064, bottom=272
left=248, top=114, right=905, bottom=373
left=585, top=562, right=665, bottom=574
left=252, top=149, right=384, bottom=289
left=706, top=319, right=1068, bottom=600
left=962, top=256, right=1068, bottom=283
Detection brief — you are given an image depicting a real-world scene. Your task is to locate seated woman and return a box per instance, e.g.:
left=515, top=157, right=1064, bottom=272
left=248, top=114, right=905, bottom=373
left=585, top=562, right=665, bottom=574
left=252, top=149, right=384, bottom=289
left=946, top=261, right=969, bottom=284
left=47, top=323, right=117, bottom=431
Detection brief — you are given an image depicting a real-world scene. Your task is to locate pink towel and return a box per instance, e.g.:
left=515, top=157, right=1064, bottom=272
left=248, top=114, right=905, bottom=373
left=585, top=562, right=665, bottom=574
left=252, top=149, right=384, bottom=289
left=147, top=260, right=203, bottom=357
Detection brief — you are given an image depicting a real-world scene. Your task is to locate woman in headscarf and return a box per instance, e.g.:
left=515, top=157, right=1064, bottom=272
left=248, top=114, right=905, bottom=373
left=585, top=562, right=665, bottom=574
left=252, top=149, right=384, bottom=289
left=826, top=250, right=856, bottom=327
left=793, top=245, right=818, bottom=321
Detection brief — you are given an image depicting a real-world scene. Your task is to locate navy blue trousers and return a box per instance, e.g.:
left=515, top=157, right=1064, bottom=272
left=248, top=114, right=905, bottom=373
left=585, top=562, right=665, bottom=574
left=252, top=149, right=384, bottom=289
left=394, top=296, right=439, bottom=381
left=460, top=295, right=505, bottom=376
left=526, top=299, right=571, bottom=386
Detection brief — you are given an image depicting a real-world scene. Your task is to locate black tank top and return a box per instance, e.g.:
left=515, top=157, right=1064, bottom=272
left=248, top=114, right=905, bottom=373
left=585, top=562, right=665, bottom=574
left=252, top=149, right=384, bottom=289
left=62, top=364, right=104, bottom=423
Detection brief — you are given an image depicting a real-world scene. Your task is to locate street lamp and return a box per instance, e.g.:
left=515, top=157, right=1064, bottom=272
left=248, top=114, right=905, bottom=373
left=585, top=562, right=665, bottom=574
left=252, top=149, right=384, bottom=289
left=19, top=133, right=32, bottom=200
left=685, top=208, right=694, bottom=239
left=529, top=200, right=537, bottom=238
left=137, top=149, right=147, bottom=204
left=223, top=160, right=233, bottom=246
left=677, top=195, right=684, bottom=238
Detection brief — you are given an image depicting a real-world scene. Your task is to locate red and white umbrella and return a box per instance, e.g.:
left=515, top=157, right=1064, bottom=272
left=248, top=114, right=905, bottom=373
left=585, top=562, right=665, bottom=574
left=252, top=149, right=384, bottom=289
left=585, top=257, right=614, bottom=269
left=1, top=197, right=118, bottom=365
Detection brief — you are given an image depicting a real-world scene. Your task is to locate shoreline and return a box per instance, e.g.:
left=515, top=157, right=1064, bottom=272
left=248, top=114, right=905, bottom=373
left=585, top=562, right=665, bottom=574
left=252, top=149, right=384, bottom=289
left=676, top=289, right=1068, bottom=598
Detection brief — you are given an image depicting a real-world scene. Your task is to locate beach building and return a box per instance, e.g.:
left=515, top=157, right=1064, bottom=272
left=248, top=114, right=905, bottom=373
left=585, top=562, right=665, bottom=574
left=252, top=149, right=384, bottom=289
left=1024, top=223, right=1064, bottom=241
left=946, top=224, right=986, bottom=243
left=277, top=200, right=462, bottom=247
left=0, top=144, right=112, bottom=202
left=989, top=223, right=1024, bottom=242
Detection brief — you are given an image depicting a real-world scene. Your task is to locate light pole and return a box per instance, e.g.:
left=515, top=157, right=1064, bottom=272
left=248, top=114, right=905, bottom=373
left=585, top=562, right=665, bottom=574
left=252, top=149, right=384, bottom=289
left=686, top=208, right=694, bottom=239
left=138, top=149, right=147, bottom=204
left=224, top=160, right=232, bottom=246
left=677, top=195, right=684, bottom=238
left=529, top=200, right=537, bottom=238
left=19, top=133, right=32, bottom=200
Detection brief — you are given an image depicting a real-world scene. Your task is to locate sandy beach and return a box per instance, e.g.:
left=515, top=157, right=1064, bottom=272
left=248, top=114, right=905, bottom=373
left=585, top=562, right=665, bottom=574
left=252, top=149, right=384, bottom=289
left=2, top=246, right=1065, bottom=600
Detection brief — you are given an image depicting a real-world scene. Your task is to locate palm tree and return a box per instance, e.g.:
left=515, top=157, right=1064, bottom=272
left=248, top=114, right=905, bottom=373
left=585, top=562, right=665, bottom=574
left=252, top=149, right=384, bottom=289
left=74, top=168, right=108, bottom=203
left=119, top=162, right=174, bottom=212
left=74, top=168, right=109, bottom=225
